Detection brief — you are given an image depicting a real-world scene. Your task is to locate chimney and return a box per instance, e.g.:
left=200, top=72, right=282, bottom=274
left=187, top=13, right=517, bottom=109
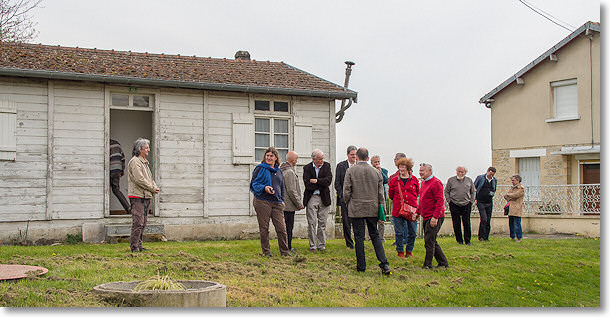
left=234, top=50, right=251, bottom=61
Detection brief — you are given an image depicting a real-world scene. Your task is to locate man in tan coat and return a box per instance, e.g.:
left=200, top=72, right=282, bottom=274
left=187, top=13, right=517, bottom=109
left=343, top=147, right=390, bottom=275
left=280, top=151, right=304, bottom=254
left=127, top=138, right=159, bottom=252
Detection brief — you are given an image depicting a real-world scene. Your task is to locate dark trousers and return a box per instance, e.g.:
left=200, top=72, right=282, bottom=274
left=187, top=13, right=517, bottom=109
left=350, top=217, right=389, bottom=272
left=110, top=173, right=131, bottom=212
left=130, top=197, right=150, bottom=252
left=253, top=198, right=289, bottom=256
left=423, top=217, right=448, bottom=267
left=339, top=198, right=354, bottom=248
left=284, top=210, right=295, bottom=249
left=477, top=201, right=493, bottom=241
left=449, top=201, right=472, bottom=244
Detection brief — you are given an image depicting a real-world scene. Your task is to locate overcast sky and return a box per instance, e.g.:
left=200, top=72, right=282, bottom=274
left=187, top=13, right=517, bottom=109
left=30, top=0, right=601, bottom=182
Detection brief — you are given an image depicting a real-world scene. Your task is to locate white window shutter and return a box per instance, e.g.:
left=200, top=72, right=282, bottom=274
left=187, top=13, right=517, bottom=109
left=519, top=157, right=541, bottom=201
left=293, top=116, right=312, bottom=165
left=553, top=80, right=578, bottom=118
left=0, top=100, right=17, bottom=161
left=232, top=112, right=254, bottom=164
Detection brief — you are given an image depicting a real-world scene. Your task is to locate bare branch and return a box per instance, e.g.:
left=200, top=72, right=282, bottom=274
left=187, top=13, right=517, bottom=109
left=0, top=0, right=43, bottom=42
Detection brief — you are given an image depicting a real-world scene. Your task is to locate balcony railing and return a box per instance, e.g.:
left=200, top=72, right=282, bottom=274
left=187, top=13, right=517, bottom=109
left=335, top=184, right=600, bottom=223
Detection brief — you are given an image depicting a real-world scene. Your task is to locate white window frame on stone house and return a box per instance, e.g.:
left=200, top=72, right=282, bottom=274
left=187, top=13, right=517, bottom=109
left=518, top=157, right=541, bottom=201
left=231, top=98, right=312, bottom=165
left=547, top=78, right=579, bottom=122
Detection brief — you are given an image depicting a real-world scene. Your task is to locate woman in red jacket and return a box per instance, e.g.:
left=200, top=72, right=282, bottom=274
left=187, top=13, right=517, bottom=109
left=388, top=157, right=419, bottom=258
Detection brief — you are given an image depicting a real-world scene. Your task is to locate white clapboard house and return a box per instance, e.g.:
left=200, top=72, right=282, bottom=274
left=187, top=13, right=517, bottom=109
left=0, top=43, right=356, bottom=243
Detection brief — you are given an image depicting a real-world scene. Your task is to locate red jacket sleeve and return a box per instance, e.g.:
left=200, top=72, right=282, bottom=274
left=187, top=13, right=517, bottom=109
left=432, top=179, right=445, bottom=219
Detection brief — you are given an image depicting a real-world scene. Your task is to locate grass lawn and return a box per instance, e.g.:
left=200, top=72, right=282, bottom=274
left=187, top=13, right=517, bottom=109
left=0, top=235, right=600, bottom=307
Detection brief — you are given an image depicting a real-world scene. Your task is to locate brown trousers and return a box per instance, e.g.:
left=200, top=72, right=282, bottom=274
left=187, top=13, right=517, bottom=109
left=130, top=197, right=150, bottom=252
left=253, top=197, right=289, bottom=256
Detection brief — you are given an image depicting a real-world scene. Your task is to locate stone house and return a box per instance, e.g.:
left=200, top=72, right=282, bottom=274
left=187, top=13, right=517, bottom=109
left=0, top=43, right=357, bottom=243
left=479, top=21, right=600, bottom=190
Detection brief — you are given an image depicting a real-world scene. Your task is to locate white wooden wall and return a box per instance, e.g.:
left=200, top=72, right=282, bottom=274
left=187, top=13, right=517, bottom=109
left=157, top=89, right=205, bottom=217
left=0, top=78, right=48, bottom=222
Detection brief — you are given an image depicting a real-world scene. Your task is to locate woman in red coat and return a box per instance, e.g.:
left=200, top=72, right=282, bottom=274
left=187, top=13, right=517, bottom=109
left=388, top=157, right=419, bottom=258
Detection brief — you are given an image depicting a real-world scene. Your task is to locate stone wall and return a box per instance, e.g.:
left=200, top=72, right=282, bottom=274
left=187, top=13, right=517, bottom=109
left=492, top=146, right=570, bottom=185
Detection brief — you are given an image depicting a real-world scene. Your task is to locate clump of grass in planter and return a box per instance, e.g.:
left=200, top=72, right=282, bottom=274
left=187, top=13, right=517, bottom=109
left=133, top=274, right=186, bottom=291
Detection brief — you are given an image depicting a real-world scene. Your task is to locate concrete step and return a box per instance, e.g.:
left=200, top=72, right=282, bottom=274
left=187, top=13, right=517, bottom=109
left=105, top=224, right=164, bottom=237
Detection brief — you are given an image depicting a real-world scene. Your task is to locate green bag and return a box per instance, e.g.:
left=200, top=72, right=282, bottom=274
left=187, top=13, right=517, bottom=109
left=378, top=204, right=386, bottom=221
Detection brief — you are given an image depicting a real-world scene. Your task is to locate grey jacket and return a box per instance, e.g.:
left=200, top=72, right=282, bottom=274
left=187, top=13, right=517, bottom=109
left=343, top=161, right=384, bottom=218
left=280, top=162, right=303, bottom=212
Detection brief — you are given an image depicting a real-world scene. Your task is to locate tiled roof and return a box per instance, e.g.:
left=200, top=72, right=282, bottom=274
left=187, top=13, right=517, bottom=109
left=0, top=42, right=355, bottom=99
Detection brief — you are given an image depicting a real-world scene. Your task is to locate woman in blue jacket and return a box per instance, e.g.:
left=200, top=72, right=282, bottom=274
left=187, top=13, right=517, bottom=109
left=250, top=147, right=290, bottom=257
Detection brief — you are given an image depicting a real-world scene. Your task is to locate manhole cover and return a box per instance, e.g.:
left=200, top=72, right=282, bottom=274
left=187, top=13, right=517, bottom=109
left=0, top=264, right=48, bottom=281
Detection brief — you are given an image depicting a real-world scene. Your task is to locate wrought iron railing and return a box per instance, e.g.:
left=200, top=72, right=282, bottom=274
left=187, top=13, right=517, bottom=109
left=335, top=184, right=600, bottom=223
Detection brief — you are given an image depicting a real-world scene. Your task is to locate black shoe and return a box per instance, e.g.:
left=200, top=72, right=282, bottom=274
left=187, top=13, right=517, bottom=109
left=262, top=253, right=272, bottom=257
left=381, top=265, right=391, bottom=276
left=422, top=265, right=434, bottom=269
left=479, top=238, right=484, bottom=242
left=309, top=249, right=316, bottom=254
left=435, top=264, right=449, bottom=269
left=282, top=253, right=293, bottom=257
left=140, top=247, right=148, bottom=251
left=466, top=242, right=472, bottom=245
left=289, top=248, right=297, bottom=255
left=458, top=242, right=464, bottom=245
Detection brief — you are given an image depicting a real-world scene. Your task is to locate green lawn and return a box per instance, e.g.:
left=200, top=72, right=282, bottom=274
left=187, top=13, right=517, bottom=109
left=0, top=236, right=600, bottom=307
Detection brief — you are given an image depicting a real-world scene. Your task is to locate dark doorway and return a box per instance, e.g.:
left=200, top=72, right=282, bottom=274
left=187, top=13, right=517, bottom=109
left=109, top=109, right=154, bottom=216
left=581, top=163, right=600, bottom=215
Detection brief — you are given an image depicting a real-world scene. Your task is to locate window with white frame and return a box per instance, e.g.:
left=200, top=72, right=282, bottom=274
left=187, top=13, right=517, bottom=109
left=255, top=118, right=289, bottom=161
left=111, top=93, right=153, bottom=108
left=551, top=79, right=578, bottom=120
left=519, top=157, right=541, bottom=201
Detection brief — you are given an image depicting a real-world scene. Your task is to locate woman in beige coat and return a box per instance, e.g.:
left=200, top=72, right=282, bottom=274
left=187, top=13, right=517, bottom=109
left=504, top=174, right=525, bottom=243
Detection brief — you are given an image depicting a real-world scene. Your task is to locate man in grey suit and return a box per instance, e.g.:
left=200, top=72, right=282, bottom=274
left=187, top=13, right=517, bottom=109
left=343, top=147, right=391, bottom=275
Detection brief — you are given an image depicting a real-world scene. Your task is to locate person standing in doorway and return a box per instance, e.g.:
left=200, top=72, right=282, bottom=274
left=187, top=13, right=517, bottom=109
left=280, top=151, right=304, bottom=255
left=127, top=138, right=159, bottom=252
left=445, top=166, right=475, bottom=245
left=474, top=167, right=497, bottom=242
left=335, top=145, right=357, bottom=249
left=303, top=149, right=333, bottom=253
left=343, top=147, right=391, bottom=275
left=110, top=139, right=131, bottom=214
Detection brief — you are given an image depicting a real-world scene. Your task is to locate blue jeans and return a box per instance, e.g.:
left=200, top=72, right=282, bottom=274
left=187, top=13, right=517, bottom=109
left=393, top=215, right=417, bottom=253
left=508, top=216, right=523, bottom=239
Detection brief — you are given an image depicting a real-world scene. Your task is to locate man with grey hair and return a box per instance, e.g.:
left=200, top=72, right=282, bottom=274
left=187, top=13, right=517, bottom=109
left=370, top=154, right=389, bottom=242
left=418, top=163, right=449, bottom=269
left=303, top=149, right=333, bottom=253
left=127, top=138, right=160, bottom=253
left=445, top=166, right=475, bottom=245
left=280, top=151, right=304, bottom=254
left=343, top=147, right=391, bottom=275
left=335, top=145, right=357, bottom=249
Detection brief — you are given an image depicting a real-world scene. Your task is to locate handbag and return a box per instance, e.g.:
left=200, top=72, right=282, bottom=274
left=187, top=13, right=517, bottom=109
left=397, top=179, right=418, bottom=221
left=504, top=202, right=510, bottom=215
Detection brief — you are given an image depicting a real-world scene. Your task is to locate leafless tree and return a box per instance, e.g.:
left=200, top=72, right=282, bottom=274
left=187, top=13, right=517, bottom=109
left=0, top=0, right=43, bottom=42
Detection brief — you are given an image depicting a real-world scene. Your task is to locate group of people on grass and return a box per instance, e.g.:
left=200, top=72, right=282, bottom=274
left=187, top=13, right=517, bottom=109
left=249, top=145, right=525, bottom=275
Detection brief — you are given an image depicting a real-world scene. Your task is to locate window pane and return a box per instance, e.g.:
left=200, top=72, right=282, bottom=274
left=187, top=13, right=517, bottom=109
left=554, top=84, right=577, bottom=118
left=275, top=134, right=288, bottom=148
left=274, top=101, right=289, bottom=112
left=255, top=133, right=269, bottom=147
left=133, top=95, right=150, bottom=107
left=255, top=100, right=270, bottom=111
left=255, top=118, right=270, bottom=132
left=274, top=119, right=288, bottom=133
left=255, top=149, right=266, bottom=162
left=112, top=94, right=129, bottom=106
left=278, top=149, right=288, bottom=161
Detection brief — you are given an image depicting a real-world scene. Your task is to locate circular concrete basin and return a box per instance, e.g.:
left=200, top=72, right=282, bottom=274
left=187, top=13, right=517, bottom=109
left=93, top=280, right=226, bottom=307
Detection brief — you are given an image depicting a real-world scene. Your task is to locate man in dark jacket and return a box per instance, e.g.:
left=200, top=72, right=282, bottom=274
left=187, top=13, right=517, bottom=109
left=334, top=145, right=357, bottom=249
left=303, top=149, right=333, bottom=253
left=474, top=166, right=497, bottom=242
left=110, top=139, right=130, bottom=214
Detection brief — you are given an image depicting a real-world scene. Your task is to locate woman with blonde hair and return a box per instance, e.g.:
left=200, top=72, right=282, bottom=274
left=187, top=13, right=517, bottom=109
left=504, top=174, right=525, bottom=243
left=250, top=147, right=290, bottom=257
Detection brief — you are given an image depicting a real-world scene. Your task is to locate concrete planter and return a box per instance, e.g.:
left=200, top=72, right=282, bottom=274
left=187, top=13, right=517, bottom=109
left=93, top=280, right=226, bottom=307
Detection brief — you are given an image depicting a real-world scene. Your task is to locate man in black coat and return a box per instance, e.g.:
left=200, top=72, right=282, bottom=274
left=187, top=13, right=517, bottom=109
left=335, top=145, right=357, bottom=249
left=303, top=149, right=333, bottom=253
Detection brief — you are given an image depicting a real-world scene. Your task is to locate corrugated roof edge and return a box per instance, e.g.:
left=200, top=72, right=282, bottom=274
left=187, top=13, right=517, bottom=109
left=479, top=21, right=600, bottom=107
left=0, top=67, right=358, bottom=100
